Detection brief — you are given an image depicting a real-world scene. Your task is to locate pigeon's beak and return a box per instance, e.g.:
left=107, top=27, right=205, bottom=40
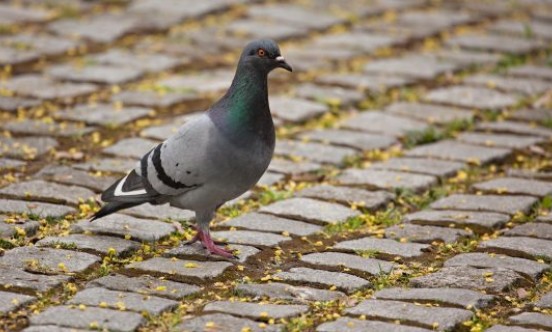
left=276, top=56, right=293, bottom=72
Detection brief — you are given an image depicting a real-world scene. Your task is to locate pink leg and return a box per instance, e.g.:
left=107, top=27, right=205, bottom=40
left=197, top=229, right=236, bottom=259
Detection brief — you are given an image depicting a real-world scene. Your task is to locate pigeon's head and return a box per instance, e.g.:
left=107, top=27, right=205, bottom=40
left=240, top=39, right=292, bottom=73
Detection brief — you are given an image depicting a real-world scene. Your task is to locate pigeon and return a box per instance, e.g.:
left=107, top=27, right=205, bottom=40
left=91, top=39, right=292, bottom=258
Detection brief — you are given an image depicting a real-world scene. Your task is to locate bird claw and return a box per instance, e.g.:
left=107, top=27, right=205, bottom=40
left=186, top=227, right=238, bottom=259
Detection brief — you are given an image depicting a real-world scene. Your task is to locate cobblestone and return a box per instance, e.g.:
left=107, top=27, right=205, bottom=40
left=476, top=121, right=552, bottom=138
left=235, top=282, right=345, bottom=303
left=456, top=132, right=544, bottom=149
left=297, top=185, right=393, bottom=210
left=338, top=168, right=438, bottom=192
left=404, top=210, right=510, bottom=233
left=424, top=85, right=519, bottom=110
left=444, top=34, right=542, bottom=54
left=203, top=300, right=309, bottom=320
left=0, top=136, right=58, bottom=160
left=275, top=139, right=357, bottom=165
left=430, top=194, right=538, bottom=215
left=0, top=180, right=95, bottom=206
left=473, top=177, right=552, bottom=197
left=0, top=264, right=70, bottom=295
left=1, top=75, right=98, bottom=101
left=385, top=223, right=471, bottom=244
left=0, top=246, right=100, bottom=274
left=223, top=212, right=322, bottom=236
left=317, top=317, right=433, bottom=332
left=334, top=237, right=430, bottom=259
left=274, top=267, right=371, bottom=293
left=301, top=252, right=395, bottom=275
left=405, top=140, right=511, bottom=165
left=509, top=312, right=552, bottom=330
left=166, top=243, right=259, bottom=263
left=177, top=313, right=281, bottom=332
left=126, top=257, right=232, bottom=283
left=36, top=165, right=116, bottom=192
left=56, top=104, right=152, bottom=127
left=371, top=157, right=465, bottom=178
left=444, top=253, right=548, bottom=280
left=211, top=230, right=291, bottom=248
left=341, top=112, right=429, bottom=138
left=374, top=287, right=495, bottom=309
left=385, top=102, right=474, bottom=124
left=298, top=128, right=397, bottom=151
left=0, top=199, right=75, bottom=218
left=478, top=236, right=552, bottom=261
left=0, top=290, right=35, bottom=315
left=36, top=234, right=140, bottom=257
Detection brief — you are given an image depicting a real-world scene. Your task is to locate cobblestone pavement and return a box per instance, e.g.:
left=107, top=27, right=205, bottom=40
left=0, top=0, right=551, bottom=331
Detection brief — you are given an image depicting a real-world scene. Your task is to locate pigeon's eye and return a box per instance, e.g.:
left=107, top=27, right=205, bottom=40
left=257, top=48, right=266, bottom=57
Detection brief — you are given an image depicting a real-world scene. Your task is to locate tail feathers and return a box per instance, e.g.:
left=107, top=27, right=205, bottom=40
left=90, top=201, right=141, bottom=222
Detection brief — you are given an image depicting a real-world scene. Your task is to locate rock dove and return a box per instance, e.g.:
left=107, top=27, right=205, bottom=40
left=91, top=39, right=292, bottom=258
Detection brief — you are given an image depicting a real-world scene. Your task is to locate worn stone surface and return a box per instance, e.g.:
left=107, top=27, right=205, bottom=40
left=203, top=300, right=309, bottom=320
left=0, top=199, right=75, bottom=218
left=486, top=326, right=545, bottom=332
left=430, top=194, right=538, bottom=215
left=0, top=264, right=70, bottom=295
left=113, top=90, right=196, bottom=109
left=22, top=326, right=91, bottom=332
left=57, top=104, right=152, bottom=127
left=444, top=253, right=548, bottom=280
left=298, top=128, right=397, bottom=151
left=0, top=246, right=100, bottom=274
left=2, top=119, right=94, bottom=138
left=29, top=305, right=145, bottom=332
left=294, top=83, right=364, bottom=105
left=126, top=257, right=232, bottom=283
left=269, top=96, right=328, bottom=123
left=0, top=290, right=35, bottom=314
left=363, top=54, right=459, bottom=80
left=317, top=73, right=414, bottom=92
left=338, top=168, right=437, bottom=192
left=267, top=158, right=322, bottom=175
left=211, top=230, right=290, bottom=248
left=536, top=290, right=552, bottom=309
left=385, top=223, right=472, bottom=244
left=409, top=266, right=527, bottom=293
left=509, top=108, right=552, bottom=123
left=478, top=236, right=552, bottom=261
left=505, top=222, right=552, bottom=241
left=301, top=252, right=395, bottom=275
left=275, top=139, right=357, bottom=165
left=490, top=19, right=552, bottom=40
left=317, top=317, right=433, bottom=332
left=457, top=132, right=544, bottom=149
left=0, top=180, right=95, bottom=206
left=236, top=282, right=345, bottom=303
left=341, top=112, right=429, bottom=138
left=257, top=171, right=284, bottom=187
left=405, top=140, right=511, bottom=165
left=464, top=74, right=551, bottom=96
left=345, top=299, right=473, bottom=331
left=1, top=75, right=98, bottom=100
left=177, top=313, right=281, bottom=332
left=0, top=215, right=39, bottom=239
left=508, top=65, right=552, bottom=81
left=424, top=85, right=519, bottom=110
left=509, top=312, right=552, bottom=330
left=73, top=158, right=137, bottom=174
left=371, top=157, right=465, bottom=178
left=72, top=214, right=177, bottom=242
left=444, top=34, right=542, bottom=54
left=334, top=237, right=430, bottom=259
left=0, top=136, right=58, bottom=160
left=36, top=234, right=140, bottom=257
left=165, top=243, right=259, bottom=263
left=0, top=158, right=26, bottom=171
left=48, top=63, right=143, bottom=85
left=404, top=210, right=510, bottom=233
left=122, top=202, right=194, bottom=221
left=476, top=121, right=552, bottom=138
left=91, top=49, right=183, bottom=73
left=248, top=3, right=343, bottom=30
left=222, top=212, right=322, bottom=236
left=298, top=185, right=393, bottom=210
left=88, top=274, right=201, bottom=300
left=156, top=70, right=233, bottom=94
left=385, top=102, right=473, bottom=124
left=68, top=287, right=179, bottom=315
left=473, top=177, right=552, bottom=197
left=374, top=287, right=494, bottom=309
left=274, top=267, right=370, bottom=294
left=36, top=165, right=116, bottom=192
left=259, top=197, right=360, bottom=225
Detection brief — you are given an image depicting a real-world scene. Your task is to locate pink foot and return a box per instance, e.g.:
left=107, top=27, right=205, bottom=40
left=189, top=228, right=236, bottom=259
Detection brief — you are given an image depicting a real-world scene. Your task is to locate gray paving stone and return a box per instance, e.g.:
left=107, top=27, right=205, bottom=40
left=431, top=194, right=538, bottom=215
left=0, top=136, right=58, bottom=160
left=0, top=246, right=100, bottom=274
left=317, top=317, right=433, bottom=332
left=259, top=197, right=360, bottom=225
left=0, top=46, right=39, bottom=67
left=301, top=252, right=395, bottom=275
left=385, top=102, right=474, bottom=124
left=424, top=86, right=519, bottom=110
left=486, top=326, right=545, bottom=332
left=317, top=73, right=414, bottom=92
left=0, top=216, right=39, bottom=239
left=0, top=33, right=78, bottom=58
left=0, top=96, right=41, bottom=113
left=509, top=108, right=552, bottom=123
left=211, top=230, right=290, bottom=248
left=112, top=90, right=197, bottom=109
left=36, top=234, right=139, bottom=257
left=156, top=70, right=233, bottom=94
left=222, top=212, right=322, bottom=236
left=0, top=264, right=70, bottom=295
left=269, top=96, right=328, bottom=123
left=36, top=165, right=116, bottom=192
left=507, top=169, right=552, bottom=182
left=203, top=301, right=309, bottom=320
left=404, top=210, right=510, bottom=233
left=91, top=49, right=183, bottom=73
left=298, top=129, right=397, bottom=151
left=430, top=49, right=502, bottom=67
left=29, top=305, right=144, bottom=332
left=23, top=326, right=90, bottom=332
left=103, top=138, right=158, bottom=159
left=236, top=282, right=345, bottom=303
left=177, top=313, right=281, bottom=332
left=396, top=9, right=475, bottom=29
left=88, top=274, right=200, bottom=300
left=473, top=177, right=552, bottom=197
left=2, top=120, right=91, bottom=138
left=72, top=214, right=177, bottom=242
left=374, top=287, right=494, bottom=309
left=68, top=287, right=178, bottom=315
left=409, top=266, right=527, bottom=293
left=128, top=0, right=231, bottom=25
left=122, top=203, right=194, bottom=221
left=457, top=132, right=544, bottom=149
left=0, top=158, right=26, bottom=171
left=341, top=112, right=429, bottom=138
left=345, top=299, right=473, bottom=331
left=126, top=257, right=232, bottom=283
left=464, top=74, right=551, bottom=96
left=165, top=243, right=259, bottom=264
left=385, top=224, right=472, bottom=244
left=73, top=158, right=137, bottom=174
left=334, top=237, right=430, bottom=259
left=0, top=180, right=95, bottom=206
left=267, top=158, right=321, bottom=176
left=311, top=32, right=398, bottom=53
left=1, top=75, right=98, bottom=101
left=490, top=19, right=552, bottom=40
left=371, top=157, right=465, bottom=178
left=510, top=312, right=552, bottom=330
left=406, top=140, right=512, bottom=165
left=56, top=104, right=152, bottom=127
left=363, top=54, right=459, bottom=80
left=476, top=121, right=552, bottom=138
left=0, top=4, right=50, bottom=24
left=298, top=185, right=393, bottom=210
left=508, top=65, right=552, bottom=81
left=275, top=139, right=357, bottom=165
left=505, top=222, right=552, bottom=241
left=48, top=63, right=143, bottom=85
left=479, top=236, right=552, bottom=261
left=257, top=171, right=284, bottom=187
left=0, top=290, right=35, bottom=314
left=248, top=4, right=343, bottom=30
left=274, top=267, right=370, bottom=294
left=338, top=169, right=437, bottom=193
left=445, top=253, right=548, bottom=280
left=445, top=34, right=542, bottom=54
left=0, top=199, right=75, bottom=218
left=536, top=290, right=552, bottom=308
left=227, top=19, right=308, bottom=41
left=294, top=83, right=364, bottom=106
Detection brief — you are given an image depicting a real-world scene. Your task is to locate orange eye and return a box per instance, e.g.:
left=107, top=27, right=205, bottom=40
left=257, top=48, right=266, bottom=57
